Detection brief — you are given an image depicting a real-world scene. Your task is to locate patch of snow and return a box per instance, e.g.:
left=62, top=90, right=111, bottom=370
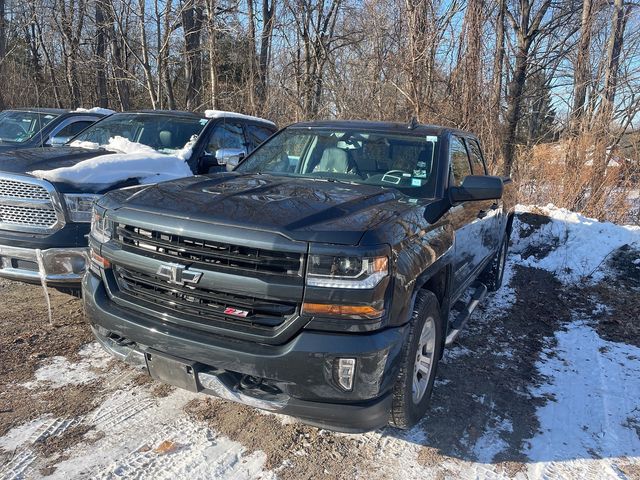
left=511, top=204, right=640, bottom=283
left=204, top=109, right=276, bottom=127
left=21, top=343, right=112, bottom=389
left=473, top=417, right=513, bottom=463
left=68, top=139, right=100, bottom=149
left=30, top=136, right=195, bottom=189
left=633, top=258, right=640, bottom=265
left=42, top=389, right=275, bottom=480
left=73, top=107, right=116, bottom=115
left=525, top=320, right=640, bottom=473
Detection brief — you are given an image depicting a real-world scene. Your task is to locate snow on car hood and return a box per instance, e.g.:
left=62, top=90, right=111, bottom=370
left=29, top=136, right=195, bottom=189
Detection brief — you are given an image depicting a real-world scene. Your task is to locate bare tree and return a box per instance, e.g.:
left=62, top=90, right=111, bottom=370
left=183, top=0, right=204, bottom=110
left=501, top=0, right=552, bottom=176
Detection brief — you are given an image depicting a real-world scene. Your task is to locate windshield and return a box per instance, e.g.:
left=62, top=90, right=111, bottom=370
left=71, top=113, right=207, bottom=153
left=0, top=110, right=60, bottom=144
left=236, top=128, right=440, bottom=195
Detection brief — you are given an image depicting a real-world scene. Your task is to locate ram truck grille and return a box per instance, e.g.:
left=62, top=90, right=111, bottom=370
left=113, top=264, right=297, bottom=330
left=115, top=224, right=304, bottom=277
left=0, top=175, right=63, bottom=233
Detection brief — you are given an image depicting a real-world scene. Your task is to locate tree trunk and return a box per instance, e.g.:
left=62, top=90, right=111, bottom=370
left=138, top=0, right=158, bottom=108
left=0, top=0, right=5, bottom=109
left=563, top=0, right=593, bottom=207
left=183, top=0, right=203, bottom=110
left=96, top=0, right=108, bottom=108
left=491, top=0, right=505, bottom=125
left=257, top=0, right=276, bottom=109
left=589, top=0, right=630, bottom=210
left=502, top=34, right=529, bottom=176
left=204, top=0, right=218, bottom=109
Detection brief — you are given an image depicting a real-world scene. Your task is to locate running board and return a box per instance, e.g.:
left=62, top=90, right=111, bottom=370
left=445, top=281, right=488, bottom=345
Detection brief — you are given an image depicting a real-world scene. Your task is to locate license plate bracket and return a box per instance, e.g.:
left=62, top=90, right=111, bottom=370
left=145, top=349, right=199, bottom=392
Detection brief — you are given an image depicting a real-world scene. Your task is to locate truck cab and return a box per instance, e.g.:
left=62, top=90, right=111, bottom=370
left=0, top=110, right=276, bottom=292
left=83, top=120, right=514, bottom=432
left=0, top=108, right=106, bottom=152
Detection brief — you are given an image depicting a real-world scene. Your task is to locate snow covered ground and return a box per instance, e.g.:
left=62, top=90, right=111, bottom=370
left=0, top=205, right=639, bottom=479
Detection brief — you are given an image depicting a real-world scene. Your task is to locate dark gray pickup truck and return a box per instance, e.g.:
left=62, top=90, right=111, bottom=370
left=0, top=110, right=276, bottom=293
left=84, top=120, right=515, bottom=432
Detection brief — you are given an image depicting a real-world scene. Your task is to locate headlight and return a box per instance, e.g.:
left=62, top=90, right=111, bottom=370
left=306, top=255, right=388, bottom=289
left=90, top=208, right=113, bottom=243
left=64, top=194, right=102, bottom=222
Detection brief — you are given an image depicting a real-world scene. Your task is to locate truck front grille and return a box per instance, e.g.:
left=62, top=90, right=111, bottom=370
left=113, top=264, right=296, bottom=330
left=0, top=204, right=59, bottom=227
left=114, top=224, right=304, bottom=277
left=0, top=174, right=63, bottom=233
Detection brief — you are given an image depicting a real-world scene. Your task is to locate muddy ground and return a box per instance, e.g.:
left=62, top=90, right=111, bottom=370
left=0, top=214, right=639, bottom=479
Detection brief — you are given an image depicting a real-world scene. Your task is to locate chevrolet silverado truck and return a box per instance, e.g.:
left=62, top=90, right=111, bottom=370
left=84, top=120, right=515, bottom=432
left=0, top=108, right=106, bottom=152
left=0, top=110, right=276, bottom=293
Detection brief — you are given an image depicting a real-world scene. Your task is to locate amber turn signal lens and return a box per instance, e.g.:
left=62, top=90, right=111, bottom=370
left=301, top=303, right=383, bottom=319
left=90, top=250, right=110, bottom=269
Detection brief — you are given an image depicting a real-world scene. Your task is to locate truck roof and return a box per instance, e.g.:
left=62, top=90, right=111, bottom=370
left=289, top=120, right=473, bottom=137
left=131, top=110, right=207, bottom=119
left=132, top=110, right=276, bottom=127
left=5, top=107, right=71, bottom=115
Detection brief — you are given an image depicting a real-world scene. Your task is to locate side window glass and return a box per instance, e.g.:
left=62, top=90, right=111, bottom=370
left=467, top=139, right=486, bottom=175
left=56, top=121, right=93, bottom=139
left=450, top=136, right=471, bottom=186
left=247, top=125, right=274, bottom=150
left=206, top=121, right=245, bottom=153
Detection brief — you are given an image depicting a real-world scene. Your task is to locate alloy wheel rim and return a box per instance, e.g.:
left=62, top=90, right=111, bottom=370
left=412, top=316, right=436, bottom=404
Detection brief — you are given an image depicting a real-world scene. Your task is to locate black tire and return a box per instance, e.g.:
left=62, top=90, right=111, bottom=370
left=389, top=290, right=443, bottom=430
left=479, top=235, right=508, bottom=292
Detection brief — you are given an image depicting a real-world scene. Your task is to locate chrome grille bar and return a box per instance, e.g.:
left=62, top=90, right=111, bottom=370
left=0, top=173, right=65, bottom=233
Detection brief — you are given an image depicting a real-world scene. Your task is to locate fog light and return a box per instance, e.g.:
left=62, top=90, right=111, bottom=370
left=336, top=358, right=356, bottom=391
left=42, top=250, right=88, bottom=276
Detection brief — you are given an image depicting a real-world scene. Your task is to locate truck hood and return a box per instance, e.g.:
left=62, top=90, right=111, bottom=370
left=102, top=173, right=417, bottom=245
left=0, top=146, right=137, bottom=193
left=0, top=146, right=107, bottom=174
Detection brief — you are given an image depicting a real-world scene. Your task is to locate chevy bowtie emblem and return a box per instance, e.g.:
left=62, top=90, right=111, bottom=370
left=157, top=263, right=202, bottom=286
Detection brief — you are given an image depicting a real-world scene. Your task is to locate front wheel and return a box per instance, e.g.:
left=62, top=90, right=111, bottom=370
left=389, top=290, right=443, bottom=430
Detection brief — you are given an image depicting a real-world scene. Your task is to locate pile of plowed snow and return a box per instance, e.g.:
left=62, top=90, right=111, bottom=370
left=510, top=204, right=640, bottom=283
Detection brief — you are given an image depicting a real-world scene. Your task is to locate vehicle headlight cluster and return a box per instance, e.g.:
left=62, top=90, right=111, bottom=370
left=306, top=255, right=388, bottom=289
left=90, top=208, right=113, bottom=243
left=64, top=194, right=102, bottom=222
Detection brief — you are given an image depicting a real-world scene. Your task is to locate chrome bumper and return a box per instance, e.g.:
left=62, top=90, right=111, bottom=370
left=0, top=244, right=87, bottom=285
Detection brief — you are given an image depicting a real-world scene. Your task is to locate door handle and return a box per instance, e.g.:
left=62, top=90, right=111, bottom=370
left=477, top=210, right=487, bottom=219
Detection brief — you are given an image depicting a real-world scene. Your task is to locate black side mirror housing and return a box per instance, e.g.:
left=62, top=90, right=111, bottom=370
left=449, top=175, right=504, bottom=203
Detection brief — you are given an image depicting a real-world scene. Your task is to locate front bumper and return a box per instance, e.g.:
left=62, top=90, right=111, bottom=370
left=83, top=272, right=408, bottom=432
left=0, top=244, right=87, bottom=286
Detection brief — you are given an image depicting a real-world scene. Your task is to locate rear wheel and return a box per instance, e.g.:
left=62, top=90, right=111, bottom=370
left=389, top=290, right=443, bottom=429
left=479, top=235, right=508, bottom=292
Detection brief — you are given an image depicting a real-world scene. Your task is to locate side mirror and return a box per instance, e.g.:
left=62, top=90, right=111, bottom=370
left=449, top=175, right=504, bottom=203
left=47, top=136, right=71, bottom=147
left=215, top=148, right=246, bottom=172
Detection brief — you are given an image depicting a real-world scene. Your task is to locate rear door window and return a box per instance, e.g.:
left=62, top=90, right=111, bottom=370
left=467, top=138, right=487, bottom=175
left=56, top=120, right=94, bottom=139
left=247, top=124, right=274, bottom=150
left=450, top=136, right=472, bottom=186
